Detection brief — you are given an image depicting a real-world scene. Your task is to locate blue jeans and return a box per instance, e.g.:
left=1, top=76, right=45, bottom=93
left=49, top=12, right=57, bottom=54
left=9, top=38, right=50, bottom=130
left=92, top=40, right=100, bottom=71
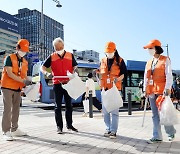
left=149, top=94, right=176, bottom=140
left=102, top=105, right=119, bottom=133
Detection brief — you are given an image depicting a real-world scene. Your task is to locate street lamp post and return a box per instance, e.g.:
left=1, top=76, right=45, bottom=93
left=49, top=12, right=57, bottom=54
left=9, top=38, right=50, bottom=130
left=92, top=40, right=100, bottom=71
left=162, top=44, right=169, bottom=57
left=166, top=44, right=169, bottom=57
left=52, top=0, right=62, bottom=7
left=40, top=0, right=62, bottom=60
left=40, top=0, right=44, bottom=60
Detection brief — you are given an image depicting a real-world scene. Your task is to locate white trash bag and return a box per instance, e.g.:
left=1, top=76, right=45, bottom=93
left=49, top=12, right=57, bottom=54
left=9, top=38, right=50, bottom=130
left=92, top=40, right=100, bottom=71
left=101, top=83, right=123, bottom=113
left=24, top=82, right=40, bottom=101
left=160, top=96, right=179, bottom=126
left=83, top=98, right=89, bottom=113
left=62, top=72, right=86, bottom=100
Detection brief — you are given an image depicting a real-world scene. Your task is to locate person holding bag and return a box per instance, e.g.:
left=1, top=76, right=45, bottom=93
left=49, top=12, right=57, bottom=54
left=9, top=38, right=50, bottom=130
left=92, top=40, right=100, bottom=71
left=97, top=41, right=127, bottom=139
left=143, top=39, right=176, bottom=143
left=82, top=72, right=102, bottom=116
left=40, top=37, right=78, bottom=134
left=1, top=39, right=31, bottom=141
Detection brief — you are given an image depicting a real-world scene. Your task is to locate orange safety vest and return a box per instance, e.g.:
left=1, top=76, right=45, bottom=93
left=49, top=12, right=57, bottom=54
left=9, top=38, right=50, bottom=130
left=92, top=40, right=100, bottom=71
left=1, top=53, right=28, bottom=90
left=145, top=55, right=167, bottom=95
left=51, top=52, right=73, bottom=84
left=99, top=57, right=122, bottom=90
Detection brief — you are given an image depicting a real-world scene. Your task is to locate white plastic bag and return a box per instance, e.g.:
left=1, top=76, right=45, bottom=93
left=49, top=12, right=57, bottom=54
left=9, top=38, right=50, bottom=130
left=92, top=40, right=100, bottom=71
left=24, top=82, right=40, bottom=101
left=101, top=83, right=123, bottom=113
left=62, top=72, right=86, bottom=100
left=83, top=99, right=89, bottom=113
left=160, top=96, right=179, bottom=126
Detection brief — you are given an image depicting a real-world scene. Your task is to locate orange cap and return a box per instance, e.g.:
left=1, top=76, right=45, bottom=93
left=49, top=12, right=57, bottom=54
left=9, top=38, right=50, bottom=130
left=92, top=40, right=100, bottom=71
left=17, top=39, right=29, bottom=52
left=105, top=42, right=116, bottom=53
left=143, top=39, right=161, bottom=49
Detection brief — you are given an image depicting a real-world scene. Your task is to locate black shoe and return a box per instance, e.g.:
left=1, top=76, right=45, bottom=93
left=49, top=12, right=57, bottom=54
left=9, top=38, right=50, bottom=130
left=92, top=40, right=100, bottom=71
left=104, top=131, right=111, bottom=137
left=67, top=126, right=78, bottom=132
left=109, top=132, right=117, bottom=139
left=147, top=138, right=162, bottom=144
left=57, top=127, right=63, bottom=134
left=168, top=134, right=175, bottom=141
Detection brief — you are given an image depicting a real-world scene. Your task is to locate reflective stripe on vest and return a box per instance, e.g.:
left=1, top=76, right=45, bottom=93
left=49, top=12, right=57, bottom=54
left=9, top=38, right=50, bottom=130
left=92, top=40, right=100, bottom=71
left=99, top=57, right=122, bottom=90
left=1, top=53, right=28, bottom=90
left=51, top=52, right=73, bottom=84
left=145, top=55, right=167, bottom=95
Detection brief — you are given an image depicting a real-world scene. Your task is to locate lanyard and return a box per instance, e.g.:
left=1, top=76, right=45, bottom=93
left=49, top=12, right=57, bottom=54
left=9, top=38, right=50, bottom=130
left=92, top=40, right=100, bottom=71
left=107, top=58, right=114, bottom=71
left=18, top=62, right=22, bottom=75
left=16, top=54, right=22, bottom=75
left=151, top=56, right=161, bottom=75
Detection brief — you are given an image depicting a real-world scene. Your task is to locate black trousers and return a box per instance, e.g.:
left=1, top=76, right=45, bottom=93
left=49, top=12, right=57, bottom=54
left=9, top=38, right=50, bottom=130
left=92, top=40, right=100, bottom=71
left=53, top=84, right=73, bottom=129
left=81, top=93, right=102, bottom=111
left=92, top=97, right=102, bottom=111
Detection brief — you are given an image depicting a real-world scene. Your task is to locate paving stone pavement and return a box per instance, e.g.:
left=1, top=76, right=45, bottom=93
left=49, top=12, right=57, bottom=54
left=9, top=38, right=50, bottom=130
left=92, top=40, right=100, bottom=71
left=0, top=96, right=179, bottom=154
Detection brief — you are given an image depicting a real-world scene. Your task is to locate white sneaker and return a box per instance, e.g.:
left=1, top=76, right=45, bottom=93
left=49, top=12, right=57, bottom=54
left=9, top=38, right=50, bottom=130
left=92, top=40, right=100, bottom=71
left=11, top=129, right=27, bottom=137
left=3, top=131, right=14, bottom=141
left=82, top=113, right=88, bottom=117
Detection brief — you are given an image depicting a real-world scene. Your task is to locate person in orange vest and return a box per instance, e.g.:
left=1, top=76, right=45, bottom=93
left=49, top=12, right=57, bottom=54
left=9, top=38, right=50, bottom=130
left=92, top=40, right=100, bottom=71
left=40, top=37, right=78, bottom=134
left=97, top=41, right=127, bottom=139
left=1, top=39, right=32, bottom=141
left=143, top=39, right=176, bottom=143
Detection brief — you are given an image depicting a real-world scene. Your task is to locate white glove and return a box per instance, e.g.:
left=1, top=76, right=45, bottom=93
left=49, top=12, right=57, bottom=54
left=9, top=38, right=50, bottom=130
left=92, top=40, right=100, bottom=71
left=67, top=71, right=76, bottom=79
left=45, top=72, right=53, bottom=78
left=164, top=89, right=171, bottom=96
left=114, top=78, right=118, bottom=83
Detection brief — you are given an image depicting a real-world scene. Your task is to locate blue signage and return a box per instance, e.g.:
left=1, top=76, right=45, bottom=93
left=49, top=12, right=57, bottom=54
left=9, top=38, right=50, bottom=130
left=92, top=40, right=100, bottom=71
left=0, top=10, right=19, bottom=33
left=33, top=59, right=39, bottom=63
left=32, top=59, right=39, bottom=64
left=27, top=53, right=39, bottom=58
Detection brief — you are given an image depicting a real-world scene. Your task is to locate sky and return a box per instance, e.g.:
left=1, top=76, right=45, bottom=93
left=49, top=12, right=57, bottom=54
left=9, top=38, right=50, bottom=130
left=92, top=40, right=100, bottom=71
left=0, top=0, right=180, bottom=69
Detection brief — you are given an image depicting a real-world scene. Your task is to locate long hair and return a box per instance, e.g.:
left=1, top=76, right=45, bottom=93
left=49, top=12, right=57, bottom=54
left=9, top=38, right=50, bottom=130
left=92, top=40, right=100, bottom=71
left=155, top=46, right=164, bottom=54
left=114, top=50, right=121, bottom=66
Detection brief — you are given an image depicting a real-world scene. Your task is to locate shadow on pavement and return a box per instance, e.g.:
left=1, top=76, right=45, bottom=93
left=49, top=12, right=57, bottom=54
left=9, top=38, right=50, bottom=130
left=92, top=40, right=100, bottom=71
left=14, top=131, right=178, bottom=154
left=16, top=135, right=135, bottom=154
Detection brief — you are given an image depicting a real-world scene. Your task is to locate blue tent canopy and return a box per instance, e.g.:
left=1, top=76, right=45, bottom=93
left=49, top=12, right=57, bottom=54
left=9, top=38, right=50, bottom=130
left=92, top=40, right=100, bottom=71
left=77, top=63, right=99, bottom=69
left=77, top=60, right=146, bottom=71
left=126, top=60, right=146, bottom=71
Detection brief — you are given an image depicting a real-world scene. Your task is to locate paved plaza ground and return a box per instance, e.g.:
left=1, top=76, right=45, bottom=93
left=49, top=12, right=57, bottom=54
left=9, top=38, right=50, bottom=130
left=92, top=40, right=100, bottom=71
left=0, top=96, right=179, bottom=154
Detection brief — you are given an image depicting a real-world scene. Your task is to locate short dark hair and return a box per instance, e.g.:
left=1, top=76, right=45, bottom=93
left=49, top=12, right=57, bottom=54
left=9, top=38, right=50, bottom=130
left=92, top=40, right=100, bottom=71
left=87, top=72, right=93, bottom=78
left=16, top=44, right=21, bottom=49
left=155, top=46, right=164, bottom=54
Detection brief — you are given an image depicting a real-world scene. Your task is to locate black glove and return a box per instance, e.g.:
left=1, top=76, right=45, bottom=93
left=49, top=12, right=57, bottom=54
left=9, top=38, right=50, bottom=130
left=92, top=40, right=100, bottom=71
left=23, top=80, right=32, bottom=86
left=45, top=72, right=53, bottom=79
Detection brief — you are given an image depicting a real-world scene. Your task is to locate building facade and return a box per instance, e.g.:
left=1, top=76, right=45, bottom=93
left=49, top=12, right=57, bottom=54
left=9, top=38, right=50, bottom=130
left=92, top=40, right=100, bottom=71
left=73, top=49, right=99, bottom=63
left=14, top=8, right=64, bottom=74
left=0, top=10, right=20, bottom=73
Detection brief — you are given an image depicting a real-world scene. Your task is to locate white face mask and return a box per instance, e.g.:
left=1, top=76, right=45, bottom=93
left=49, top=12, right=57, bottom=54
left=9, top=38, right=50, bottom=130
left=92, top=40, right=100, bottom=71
left=106, top=53, right=115, bottom=59
left=148, top=49, right=156, bottom=56
left=18, top=51, right=26, bottom=57
left=56, top=49, right=64, bottom=55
